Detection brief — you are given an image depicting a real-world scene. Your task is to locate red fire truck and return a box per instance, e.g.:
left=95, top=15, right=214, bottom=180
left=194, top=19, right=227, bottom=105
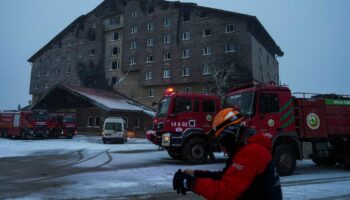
left=0, top=110, right=51, bottom=139
left=151, top=84, right=350, bottom=175
left=48, top=113, right=77, bottom=139
left=223, top=83, right=350, bottom=175
left=148, top=88, right=221, bottom=163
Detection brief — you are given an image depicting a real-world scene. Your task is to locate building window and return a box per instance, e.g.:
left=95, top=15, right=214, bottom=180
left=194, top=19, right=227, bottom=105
left=182, top=67, right=190, bottom=77
left=111, top=47, right=120, bottom=56
left=131, top=25, right=137, bottom=34
left=135, top=118, right=140, bottom=128
left=79, top=39, right=84, bottom=45
left=182, top=32, right=190, bottom=40
left=35, top=84, right=39, bottom=89
left=130, top=41, right=137, bottom=49
left=149, top=89, right=155, bottom=97
left=55, top=68, right=60, bottom=74
left=66, top=66, right=71, bottom=73
left=112, top=61, right=120, bottom=70
left=164, top=18, right=171, bottom=27
left=164, top=34, right=171, bottom=44
left=129, top=57, right=136, bottom=65
left=147, top=22, right=154, bottom=31
left=37, top=71, right=41, bottom=78
left=225, top=43, right=235, bottom=53
left=68, top=41, right=73, bottom=47
left=77, top=52, right=83, bottom=58
left=44, top=83, right=49, bottom=89
left=267, top=55, right=270, bottom=66
left=225, top=24, right=234, bottom=33
left=112, top=76, right=118, bottom=85
left=67, top=55, right=71, bottom=61
left=95, top=117, right=101, bottom=127
left=185, top=87, right=192, bottom=93
left=147, top=38, right=154, bottom=47
left=131, top=11, right=138, bottom=19
left=112, top=32, right=120, bottom=41
left=183, top=10, right=191, bottom=22
left=91, top=22, right=96, bottom=29
left=203, top=47, right=212, bottom=55
left=203, top=29, right=212, bottom=37
left=182, top=49, right=190, bottom=58
left=123, top=117, right=129, bottom=128
left=89, top=49, right=95, bottom=56
left=200, top=11, right=207, bottom=18
left=88, top=116, right=95, bottom=127
left=110, top=16, right=120, bottom=25
left=56, top=56, right=61, bottom=62
left=163, top=69, right=170, bottom=78
left=164, top=52, right=171, bottom=60
left=203, top=65, right=211, bottom=75
left=46, top=70, right=50, bottom=76
left=146, top=55, right=153, bottom=63
left=145, top=71, right=153, bottom=80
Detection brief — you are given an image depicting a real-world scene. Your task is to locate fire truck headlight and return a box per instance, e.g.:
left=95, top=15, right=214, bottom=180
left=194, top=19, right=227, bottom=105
left=161, top=133, right=171, bottom=146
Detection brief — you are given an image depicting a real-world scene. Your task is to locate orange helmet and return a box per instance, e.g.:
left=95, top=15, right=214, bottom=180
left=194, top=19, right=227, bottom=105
left=212, top=108, right=243, bottom=138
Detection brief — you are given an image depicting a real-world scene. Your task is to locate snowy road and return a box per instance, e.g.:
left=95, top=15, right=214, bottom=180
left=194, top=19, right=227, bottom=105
left=1, top=136, right=350, bottom=200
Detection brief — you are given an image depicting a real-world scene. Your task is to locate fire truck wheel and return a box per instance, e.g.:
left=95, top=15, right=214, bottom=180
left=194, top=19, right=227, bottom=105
left=20, top=131, right=27, bottom=140
left=274, top=144, right=296, bottom=176
left=167, top=150, right=183, bottom=160
left=343, top=145, right=350, bottom=169
left=183, top=138, right=208, bottom=164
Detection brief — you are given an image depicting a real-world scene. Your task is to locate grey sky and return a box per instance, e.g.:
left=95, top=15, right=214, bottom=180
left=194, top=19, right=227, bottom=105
left=0, top=0, right=349, bottom=110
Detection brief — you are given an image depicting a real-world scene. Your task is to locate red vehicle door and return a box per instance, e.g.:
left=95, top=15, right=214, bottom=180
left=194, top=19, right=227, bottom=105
left=256, top=92, right=282, bottom=135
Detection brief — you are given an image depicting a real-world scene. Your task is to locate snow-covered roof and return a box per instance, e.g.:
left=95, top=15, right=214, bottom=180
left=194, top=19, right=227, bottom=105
left=66, top=86, right=155, bottom=117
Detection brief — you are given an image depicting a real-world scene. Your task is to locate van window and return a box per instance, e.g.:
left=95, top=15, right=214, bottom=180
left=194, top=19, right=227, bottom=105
left=105, top=122, right=122, bottom=131
left=174, top=98, right=192, bottom=113
left=259, top=93, right=279, bottom=113
left=202, top=100, right=216, bottom=113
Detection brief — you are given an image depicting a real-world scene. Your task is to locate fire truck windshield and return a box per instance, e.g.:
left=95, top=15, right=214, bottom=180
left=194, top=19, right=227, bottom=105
left=157, top=98, right=171, bottom=118
left=223, top=92, right=255, bottom=116
left=27, top=111, right=50, bottom=122
left=63, top=115, right=76, bottom=123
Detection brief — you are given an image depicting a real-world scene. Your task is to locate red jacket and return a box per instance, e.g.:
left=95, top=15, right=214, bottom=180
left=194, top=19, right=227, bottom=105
left=193, top=133, right=276, bottom=200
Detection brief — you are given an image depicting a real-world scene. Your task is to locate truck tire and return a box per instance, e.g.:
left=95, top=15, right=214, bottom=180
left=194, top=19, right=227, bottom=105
left=167, top=149, right=183, bottom=160
left=183, top=138, right=208, bottom=164
left=274, top=144, right=296, bottom=176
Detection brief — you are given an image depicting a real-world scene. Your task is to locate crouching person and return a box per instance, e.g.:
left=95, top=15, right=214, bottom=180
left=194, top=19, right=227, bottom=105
left=173, top=108, right=282, bottom=200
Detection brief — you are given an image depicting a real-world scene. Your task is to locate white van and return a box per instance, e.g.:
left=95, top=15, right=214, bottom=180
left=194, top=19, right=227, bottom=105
left=102, top=117, right=127, bottom=144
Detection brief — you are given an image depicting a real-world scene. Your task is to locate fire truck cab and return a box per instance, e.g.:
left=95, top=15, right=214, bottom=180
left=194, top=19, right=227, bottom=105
left=152, top=88, right=221, bottom=163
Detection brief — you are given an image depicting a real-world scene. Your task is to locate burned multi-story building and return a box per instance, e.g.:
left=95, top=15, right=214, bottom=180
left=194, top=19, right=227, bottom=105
left=28, top=0, right=283, bottom=108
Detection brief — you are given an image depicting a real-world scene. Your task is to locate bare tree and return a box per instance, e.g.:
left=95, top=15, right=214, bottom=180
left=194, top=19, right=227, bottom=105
left=204, top=59, right=251, bottom=98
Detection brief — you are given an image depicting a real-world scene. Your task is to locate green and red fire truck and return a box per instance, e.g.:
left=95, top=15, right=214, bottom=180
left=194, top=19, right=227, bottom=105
left=149, top=84, right=350, bottom=175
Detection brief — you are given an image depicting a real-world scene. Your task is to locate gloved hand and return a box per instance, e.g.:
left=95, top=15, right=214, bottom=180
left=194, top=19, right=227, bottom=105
left=173, top=169, right=194, bottom=195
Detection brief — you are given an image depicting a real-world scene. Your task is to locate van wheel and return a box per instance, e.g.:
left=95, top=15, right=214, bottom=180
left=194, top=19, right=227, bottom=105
left=274, top=144, right=296, bottom=176
left=102, top=138, right=107, bottom=144
left=183, top=138, right=208, bottom=164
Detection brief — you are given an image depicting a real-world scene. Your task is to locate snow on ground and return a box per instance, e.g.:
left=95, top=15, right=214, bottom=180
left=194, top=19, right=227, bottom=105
left=1, top=135, right=350, bottom=199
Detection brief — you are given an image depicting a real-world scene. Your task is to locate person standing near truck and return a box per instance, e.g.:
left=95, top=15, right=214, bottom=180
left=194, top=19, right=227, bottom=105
left=173, top=108, right=282, bottom=200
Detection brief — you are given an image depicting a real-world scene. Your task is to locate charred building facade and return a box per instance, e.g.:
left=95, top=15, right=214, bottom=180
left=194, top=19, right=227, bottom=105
left=28, top=0, right=283, bottom=108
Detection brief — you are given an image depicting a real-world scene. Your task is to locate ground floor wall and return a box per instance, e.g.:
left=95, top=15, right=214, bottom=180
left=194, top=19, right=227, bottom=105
left=76, top=107, right=153, bottom=138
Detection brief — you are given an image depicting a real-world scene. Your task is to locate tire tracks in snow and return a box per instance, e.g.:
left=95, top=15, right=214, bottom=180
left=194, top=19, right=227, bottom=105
left=23, top=149, right=113, bottom=183
left=282, top=175, right=350, bottom=187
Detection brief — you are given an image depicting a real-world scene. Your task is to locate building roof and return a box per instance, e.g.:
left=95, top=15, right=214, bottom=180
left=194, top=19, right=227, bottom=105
left=33, top=85, right=156, bottom=117
left=28, top=0, right=283, bottom=63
